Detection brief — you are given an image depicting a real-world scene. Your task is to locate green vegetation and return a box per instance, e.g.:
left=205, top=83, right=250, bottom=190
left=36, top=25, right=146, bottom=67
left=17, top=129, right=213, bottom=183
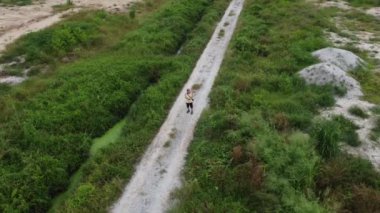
left=173, top=0, right=380, bottom=212
left=353, top=69, right=380, bottom=104
left=0, top=0, right=31, bottom=5
left=52, top=1, right=74, bottom=13
left=311, top=119, right=341, bottom=159
left=0, top=0, right=220, bottom=212
left=54, top=0, right=232, bottom=211
left=333, top=116, right=361, bottom=147
left=1, top=11, right=134, bottom=72
left=316, top=154, right=380, bottom=212
left=372, top=117, right=380, bottom=140
left=346, top=0, right=380, bottom=7
left=349, top=105, right=369, bottom=118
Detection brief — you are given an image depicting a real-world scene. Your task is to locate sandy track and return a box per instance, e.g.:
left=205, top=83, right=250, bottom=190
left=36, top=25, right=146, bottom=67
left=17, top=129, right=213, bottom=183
left=111, top=0, right=245, bottom=212
left=0, top=0, right=136, bottom=53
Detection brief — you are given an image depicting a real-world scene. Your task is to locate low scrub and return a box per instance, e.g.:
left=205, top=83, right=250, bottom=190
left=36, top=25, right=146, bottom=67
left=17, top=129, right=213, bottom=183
left=349, top=105, right=369, bottom=119
left=311, top=119, right=341, bottom=159
left=54, top=0, right=232, bottom=211
left=346, top=0, right=380, bottom=7
left=173, top=0, right=334, bottom=211
left=316, top=154, right=380, bottom=211
left=0, top=0, right=216, bottom=212
left=0, top=0, right=31, bottom=5
left=173, top=0, right=380, bottom=212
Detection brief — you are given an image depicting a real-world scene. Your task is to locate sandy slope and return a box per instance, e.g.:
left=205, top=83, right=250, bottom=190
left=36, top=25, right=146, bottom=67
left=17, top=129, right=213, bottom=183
left=111, top=0, right=245, bottom=212
left=0, top=0, right=136, bottom=53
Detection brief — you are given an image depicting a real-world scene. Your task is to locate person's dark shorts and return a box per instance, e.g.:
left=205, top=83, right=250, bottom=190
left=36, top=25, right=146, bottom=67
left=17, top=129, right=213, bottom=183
left=186, top=103, right=193, bottom=108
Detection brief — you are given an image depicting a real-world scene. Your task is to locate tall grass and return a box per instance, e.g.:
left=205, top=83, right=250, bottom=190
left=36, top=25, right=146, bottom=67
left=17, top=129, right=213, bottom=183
left=0, top=0, right=216, bottom=212
left=173, top=0, right=333, bottom=211
left=172, top=0, right=380, bottom=212
left=54, top=0, right=232, bottom=211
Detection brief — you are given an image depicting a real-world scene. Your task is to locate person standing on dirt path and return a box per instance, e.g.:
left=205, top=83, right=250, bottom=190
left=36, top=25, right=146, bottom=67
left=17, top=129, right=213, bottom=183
left=185, top=89, right=194, bottom=114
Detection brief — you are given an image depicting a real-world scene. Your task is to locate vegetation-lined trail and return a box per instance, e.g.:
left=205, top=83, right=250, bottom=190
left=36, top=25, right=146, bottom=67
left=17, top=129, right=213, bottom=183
left=112, top=0, right=244, bottom=212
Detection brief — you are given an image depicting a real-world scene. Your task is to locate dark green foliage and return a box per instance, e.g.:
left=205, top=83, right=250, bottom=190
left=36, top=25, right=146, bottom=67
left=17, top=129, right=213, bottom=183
left=0, top=0, right=215, bottom=212
left=0, top=0, right=31, bottom=5
left=311, top=119, right=341, bottom=159
left=349, top=105, right=369, bottom=119
left=317, top=154, right=380, bottom=211
left=0, top=84, right=11, bottom=96
left=346, top=0, right=380, bottom=7
left=333, top=116, right=361, bottom=147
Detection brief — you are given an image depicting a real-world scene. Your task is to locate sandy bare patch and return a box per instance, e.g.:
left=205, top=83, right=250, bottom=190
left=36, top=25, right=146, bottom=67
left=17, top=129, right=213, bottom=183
left=318, top=0, right=351, bottom=10
left=366, top=7, right=380, bottom=19
left=111, top=0, right=245, bottom=212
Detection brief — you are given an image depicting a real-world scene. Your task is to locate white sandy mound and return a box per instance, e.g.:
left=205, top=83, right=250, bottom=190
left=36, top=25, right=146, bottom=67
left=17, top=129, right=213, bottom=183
left=312, top=47, right=365, bottom=71
left=300, top=47, right=380, bottom=171
left=366, top=7, right=380, bottom=19
left=299, top=62, right=363, bottom=98
left=0, top=76, right=26, bottom=84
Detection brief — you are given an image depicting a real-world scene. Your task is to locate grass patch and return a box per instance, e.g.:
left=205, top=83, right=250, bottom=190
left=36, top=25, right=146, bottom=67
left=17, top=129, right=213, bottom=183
left=333, top=116, right=361, bottom=147
left=349, top=105, right=370, bottom=118
left=172, top=0, right=337, bottom=211
left=0, top=0, right=31, bottom=5
left=346, top=0, right=380, bottom=7
left=172, top=0, right=380, bottom=212
left=0, top=0, right=218, bottom=212
left=352, top=69, right=380, bottom=104
left=52, top=1, right=75, bottom=13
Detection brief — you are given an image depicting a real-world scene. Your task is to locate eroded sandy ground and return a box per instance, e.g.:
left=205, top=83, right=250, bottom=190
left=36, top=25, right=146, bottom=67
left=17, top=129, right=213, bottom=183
left=305, top=0, right=380, bottom=170
left=0, top=0, right=136, bottom=53
left=111, top=0, right=245, bottom=212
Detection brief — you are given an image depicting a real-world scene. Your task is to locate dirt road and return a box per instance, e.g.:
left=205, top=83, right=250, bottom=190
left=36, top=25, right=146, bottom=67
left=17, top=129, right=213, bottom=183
left=111, top=0, right=245, bottom=212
